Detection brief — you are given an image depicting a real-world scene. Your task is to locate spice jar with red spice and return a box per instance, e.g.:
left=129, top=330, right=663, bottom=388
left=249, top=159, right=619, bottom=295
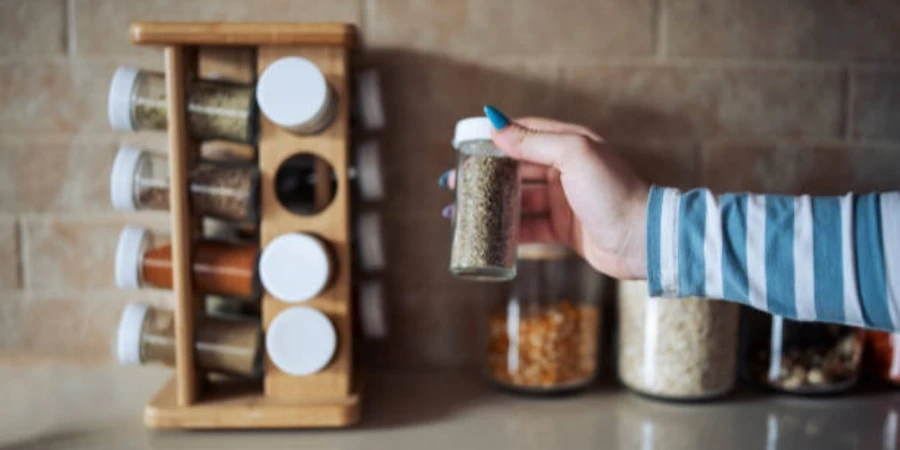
left=485, top=244, right=603, bottom=394
left=865, top=330, right=900, bottom=385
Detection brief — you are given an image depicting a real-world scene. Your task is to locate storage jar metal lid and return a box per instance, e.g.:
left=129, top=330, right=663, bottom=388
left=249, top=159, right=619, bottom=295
left=355, top=69, right=386, bottom=131
left=116, top=302, right=150, bottom=365
left=107, top=66, right=141, bottom=132
left=356, top=211, right=385, bottom=273
left=109, top=146, right=145, bottom=211
left=353, top=140, right=385, bottom=202
left=358, top=279, right=387, bottom=339
left=115, top=225, right=149, bottom=289
left=266, top=306, right=337, bottom=376
left=258, top=233, right=331, bottom=302
left=452, top=117, right=493, bottom=149
left=517, top=243, right=573, bottom=260
left=256, top=57, right=330, bottom=130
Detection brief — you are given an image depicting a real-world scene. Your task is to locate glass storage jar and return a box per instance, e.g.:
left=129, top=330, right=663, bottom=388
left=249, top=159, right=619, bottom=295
left=866, top=331, right=900, bottom=385
left=117, top=303, right=262, bottom=378
left=110, top=146, right=260, bottom=222
left=108, top=66, right=257, bottom=143
left=256, top=57, right=338, bottom=135
left=486, top=244, right=602, bottom=394
left=745, top=313, right=864, bottom=394
left=617, top=280, right=740, bottom=400
left=449, top=117, right=521, bottom=281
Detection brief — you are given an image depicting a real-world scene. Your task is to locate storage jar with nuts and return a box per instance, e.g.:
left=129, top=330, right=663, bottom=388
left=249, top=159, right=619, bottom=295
left=485, top=244, right=603, bottom=394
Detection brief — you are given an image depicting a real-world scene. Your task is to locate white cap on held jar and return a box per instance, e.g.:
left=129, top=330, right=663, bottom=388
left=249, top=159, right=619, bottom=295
left=256, top=57, right=332, bottom=133
left=115, top=225, right=149, bottom=289
left=108, top=66, right=141, bottom=131
left=116, top=302, right=150, bottom=365
left=258, top=233, right=331, bottom=303
left=266, top=306, right=337, bottom=376
left=109, top=146, right=144, bottom=211
left=452, top=117, right=493, bottom=149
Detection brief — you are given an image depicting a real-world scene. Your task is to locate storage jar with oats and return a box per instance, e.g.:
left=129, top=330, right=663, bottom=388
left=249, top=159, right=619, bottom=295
left=617, top=280, right=740, bottom=400
left=449, top=117, right=521, bottom=281
left=486, top=244, right=603, bottom=394
left=110, top=147, right=259, bottom=223
left=107, top=66, right=257, bottom=143
left=116, top=303, right=262, bottom=378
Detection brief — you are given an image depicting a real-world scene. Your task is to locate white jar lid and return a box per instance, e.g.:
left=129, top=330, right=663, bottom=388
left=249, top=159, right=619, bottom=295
left=452, top=117, right=493, bottom=149
left=358, top=280, right=387, bottom=339
left=354, top=140, right=385, bottom=202
left=259, top=233, right=331, bottom=303
left=115, top=225, right=148, bottom=289
left=109, top=146, right=144, bottom=211
left=355, top=69, right=385, bottom=131
left=116, top=302, right=150, bottom=365
left=266, top=306, right=337, bottom=376
left=108, top=66, right=140, bottom=131
left=356, top=212, right=385, bottom=273
left=256, top=57, right=330, bottom=131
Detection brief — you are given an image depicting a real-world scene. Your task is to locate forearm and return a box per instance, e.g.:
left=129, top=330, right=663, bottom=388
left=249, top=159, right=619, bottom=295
left=646, top=186, right=900, bottom=332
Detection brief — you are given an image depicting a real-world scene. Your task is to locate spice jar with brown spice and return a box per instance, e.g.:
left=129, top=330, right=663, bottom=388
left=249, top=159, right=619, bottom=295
left=745, top=312, right=864, bottom=395
left=108, top=66, right=257, bottom=143
left=116, top=303, right=262, bottom=378
left=110, top=147, right=259, bottom=223
left=486, top=244, right=603, bottom=394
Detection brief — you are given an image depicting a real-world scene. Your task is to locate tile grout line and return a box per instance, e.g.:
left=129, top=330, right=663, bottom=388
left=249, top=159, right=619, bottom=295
left=654, top=0, right=668, bottom=60
left=844, top=66, right=856, bottom=140
left=15, top=218, right=29, bottom=292
left=65, top=0, right=77, bottom=56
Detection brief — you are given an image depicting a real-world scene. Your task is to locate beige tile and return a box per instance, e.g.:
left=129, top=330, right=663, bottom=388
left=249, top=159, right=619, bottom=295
left=20, top=294, right=124, bottom=364
left=0, top=0, right=67, bottom=56
left=703, top=141, right=900, bottom=195
left=22, top=216, right=169, bottom=291
left=614, top=140, right=701, bottom=189
left=668, top=0, right=900, bottom=61
left=0, top=136, right=122, bottom=213
left=851, top=69, right=900, bottom=141
left=72, top=0, right=362, bottom=55
left=560, top=65, right=843, bottom=141
left=366, top=0, right=655, bottom=60
left=0, top=220, right=21, bottom=290
left=0, top=293, right=24, bottom=351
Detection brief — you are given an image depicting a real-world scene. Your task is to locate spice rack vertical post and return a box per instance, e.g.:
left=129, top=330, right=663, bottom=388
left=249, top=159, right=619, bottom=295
left=129, top=22, right=360, bottom=429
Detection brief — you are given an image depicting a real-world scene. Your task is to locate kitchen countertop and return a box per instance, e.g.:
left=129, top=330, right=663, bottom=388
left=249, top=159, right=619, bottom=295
left=1, top=366, right=897, bottom=449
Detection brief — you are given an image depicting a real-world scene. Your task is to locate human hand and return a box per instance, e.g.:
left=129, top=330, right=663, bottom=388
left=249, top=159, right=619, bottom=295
left=440, top=106, right=649, bottom=280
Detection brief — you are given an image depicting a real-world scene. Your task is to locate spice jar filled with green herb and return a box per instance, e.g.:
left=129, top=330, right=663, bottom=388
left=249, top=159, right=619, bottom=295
left=108, top=66, right=258, bottom=144
left=110, top=146, right=259, bottom=223
left=449, top=117, right=521, bottom=281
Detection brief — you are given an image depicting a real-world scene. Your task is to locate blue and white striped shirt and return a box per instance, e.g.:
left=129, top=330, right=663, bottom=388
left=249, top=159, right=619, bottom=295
left=646, top=186, right=900, bottom=332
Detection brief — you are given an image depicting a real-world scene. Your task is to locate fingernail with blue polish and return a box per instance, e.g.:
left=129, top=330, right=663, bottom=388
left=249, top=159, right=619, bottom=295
left=438, top=170, right=451, bottom=187
left=484, top=105, right=509, bottom=130
left=441, top=205, right=454, bottom=219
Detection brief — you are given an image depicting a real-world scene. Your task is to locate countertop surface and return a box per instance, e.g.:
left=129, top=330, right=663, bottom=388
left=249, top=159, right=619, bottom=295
left=1, top=366, right=898, bottom=450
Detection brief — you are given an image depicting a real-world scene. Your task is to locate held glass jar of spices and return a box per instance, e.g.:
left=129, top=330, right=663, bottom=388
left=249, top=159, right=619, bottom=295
left=746, top=314, right=864, bottom=394
left=115, top=226, right=260, bottom=298
left=617, top=280, right=740, bottom=400
left=256, top=57, right=338, bottom=135
left=486, top=244, right=602, bottom=394
left=110, top=147, right=260, bottom=223
left=449, top=117, right=521, bottom=281
left=117, top=303, right=262, bottom=378
left=107, top=66, right=257, bottom=143
left=865, top=331, right=900, bottom=385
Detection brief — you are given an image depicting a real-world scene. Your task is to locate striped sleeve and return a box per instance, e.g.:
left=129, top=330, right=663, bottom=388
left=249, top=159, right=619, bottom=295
left=645, top=186, right=900, bottom=332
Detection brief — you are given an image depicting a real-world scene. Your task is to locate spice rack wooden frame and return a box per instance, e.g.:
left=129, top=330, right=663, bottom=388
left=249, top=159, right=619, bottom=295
left=129, top=22, right=360, bottom=429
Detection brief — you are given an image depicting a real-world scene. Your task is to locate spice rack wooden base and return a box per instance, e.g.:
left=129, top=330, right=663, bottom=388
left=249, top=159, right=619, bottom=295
left=127, top=22, right=361, bottom=429
left=145, top=375, right=361, bottom=429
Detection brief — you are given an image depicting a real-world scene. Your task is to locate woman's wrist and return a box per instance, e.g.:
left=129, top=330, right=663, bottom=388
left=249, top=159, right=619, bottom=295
left=619, top=184, right=650, bottom=280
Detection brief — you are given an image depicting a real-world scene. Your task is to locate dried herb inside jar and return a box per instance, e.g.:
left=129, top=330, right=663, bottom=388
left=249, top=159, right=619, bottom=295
left=189, top=164, right=258, bottom=222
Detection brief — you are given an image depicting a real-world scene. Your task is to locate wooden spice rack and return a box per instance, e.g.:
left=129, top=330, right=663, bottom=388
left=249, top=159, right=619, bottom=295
left=129, top=22, right=360, bottom=429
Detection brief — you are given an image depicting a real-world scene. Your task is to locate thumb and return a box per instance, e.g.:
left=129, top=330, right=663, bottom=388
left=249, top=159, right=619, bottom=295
left=484, top=106, right=593, bottom=172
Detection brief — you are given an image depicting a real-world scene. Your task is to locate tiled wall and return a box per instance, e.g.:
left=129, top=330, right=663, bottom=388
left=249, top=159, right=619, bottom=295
left=1, top=0, right=899, bottom=369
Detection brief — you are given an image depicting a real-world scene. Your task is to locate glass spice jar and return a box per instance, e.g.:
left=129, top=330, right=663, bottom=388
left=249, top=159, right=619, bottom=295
left=256, top=57, right=338, bottom=135
left=486, top=244, right=602, bottom=394
left=110, top=147, right=260, bottom=223
left=115, top=226, right=260, bottom=299
left=117, top=303, right=263, bottom=378
left=449, top=117, right=521, bottom=281
left=617, top=280, right=740, bottom=401
left=107, top=66, right=257, bottom=143
left=745, top=313, right=865, bottom=394
left=866, top=331, right=900, bottom=385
